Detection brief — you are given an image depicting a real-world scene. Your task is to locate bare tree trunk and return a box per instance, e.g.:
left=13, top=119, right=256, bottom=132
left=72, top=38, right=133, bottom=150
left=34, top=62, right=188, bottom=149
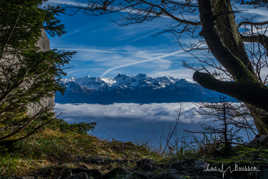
left=197, top=0, right=268, bottom=134
left=246, top=104, right=268, bottom=134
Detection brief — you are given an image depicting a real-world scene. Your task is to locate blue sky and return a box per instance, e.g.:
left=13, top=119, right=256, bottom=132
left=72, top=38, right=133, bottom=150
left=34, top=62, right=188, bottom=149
left=47, top=0, right=203, bottom=80
left=47, top=0, right=268, bottom=81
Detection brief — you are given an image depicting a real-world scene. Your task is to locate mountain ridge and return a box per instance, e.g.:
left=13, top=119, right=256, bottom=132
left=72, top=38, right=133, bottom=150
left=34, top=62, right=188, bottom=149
left=56, top=74, right=236, bottom=104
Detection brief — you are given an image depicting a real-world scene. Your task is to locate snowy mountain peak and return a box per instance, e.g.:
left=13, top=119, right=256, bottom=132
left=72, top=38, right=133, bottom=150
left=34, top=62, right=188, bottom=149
left=57, top=73, right=236, bottom=104
left=61, top=77, right=76, bottom=83
left=62, top=73, right=193, bottom=90
left=100, top=78, right=116, bottom=85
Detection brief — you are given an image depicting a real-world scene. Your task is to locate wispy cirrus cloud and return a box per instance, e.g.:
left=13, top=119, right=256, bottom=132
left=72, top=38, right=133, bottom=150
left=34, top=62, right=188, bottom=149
left=101, top=49, right=184, bottom=77
left=238, top=5, right=268, bottom=22
left=54, top=45, right=195, bottom=78
left=46, top=0, right=88, bottom=8
left=57, top=47, right=117, bottom=54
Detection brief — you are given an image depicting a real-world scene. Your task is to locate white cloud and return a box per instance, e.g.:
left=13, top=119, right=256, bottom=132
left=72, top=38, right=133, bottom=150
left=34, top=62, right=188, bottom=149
left=54, top=102, right=205, bottom=147
left=55, top=102, right=253, bottom=147
left=57, top=47, right=116, bottom=54
left=55, top=102, right=204, bottom=123
left=46, top=0, right=88, bottom=8
left=101, top=49, right=183, bottom=77
left=236, top=4, right=268, bottom=34
left=54, top=45, right=191, bottom=77
left=238, top=6, right=268, bottom=22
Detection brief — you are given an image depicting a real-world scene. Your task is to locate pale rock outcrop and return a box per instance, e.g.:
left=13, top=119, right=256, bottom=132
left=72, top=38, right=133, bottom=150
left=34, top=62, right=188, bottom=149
left=27, top=29, right=55, bottom=116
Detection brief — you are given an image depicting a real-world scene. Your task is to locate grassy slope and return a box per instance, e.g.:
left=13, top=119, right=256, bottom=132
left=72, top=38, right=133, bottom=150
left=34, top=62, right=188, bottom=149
left=0, top=119, right=162, bottom=176
left=1, top=119, right=268, bottom=177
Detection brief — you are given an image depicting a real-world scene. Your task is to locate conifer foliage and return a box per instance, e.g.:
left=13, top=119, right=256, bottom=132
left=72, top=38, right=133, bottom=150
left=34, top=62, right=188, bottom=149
left=0, top=0, right=73, bottom=145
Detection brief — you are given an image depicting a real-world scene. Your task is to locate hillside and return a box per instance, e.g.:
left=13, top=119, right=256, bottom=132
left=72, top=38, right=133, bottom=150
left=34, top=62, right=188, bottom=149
left=1, top=118, right=268, bottom=179
left=0, top=118, right=161, bottom=178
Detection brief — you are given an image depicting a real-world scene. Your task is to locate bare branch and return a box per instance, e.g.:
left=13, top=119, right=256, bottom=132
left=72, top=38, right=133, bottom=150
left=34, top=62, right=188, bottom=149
left=193, top=71, right=268, bottom=112
left=139, top=0, right=200, bottom=25
left=0, top=106, right=49, bottom=141
left=239, top=21, right=268, bottom=28
left=241, top=34, right=268, bottom=54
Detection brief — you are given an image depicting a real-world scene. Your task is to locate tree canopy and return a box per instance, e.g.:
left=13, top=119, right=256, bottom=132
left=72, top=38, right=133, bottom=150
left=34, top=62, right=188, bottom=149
left=0, top=0, right=73, bottom=144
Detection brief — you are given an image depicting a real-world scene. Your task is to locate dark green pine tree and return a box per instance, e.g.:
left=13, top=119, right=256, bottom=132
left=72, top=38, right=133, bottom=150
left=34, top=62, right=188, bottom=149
left=0, top=0, right=74, bottom=145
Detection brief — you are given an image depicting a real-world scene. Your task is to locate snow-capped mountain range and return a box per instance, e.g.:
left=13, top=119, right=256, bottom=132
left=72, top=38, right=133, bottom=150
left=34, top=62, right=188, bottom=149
left=56, top=74, right=236, bottom=104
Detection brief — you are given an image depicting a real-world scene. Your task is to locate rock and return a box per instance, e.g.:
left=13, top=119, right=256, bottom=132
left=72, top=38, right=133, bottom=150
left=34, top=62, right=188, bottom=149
left=103, top=167, right=129, bottom=179
left=166, top=169, right=179, bottom=174
left=77, top=156, right=109, bottom=164
left=170, top=161, right=184, bottom=171
left=170, top=160, right=193, bottom=170
left=191, top=177, right=221, bottom=179
left=130, top=172, right=150, bottom=179
left=136, top=159, right=158, bottom=170
left=27, top=29, right=54, bottom=116
left=59, top=168, right=102, bottom=179
left=1, top=177, right=37, bottom=179
left=151, top=173, right=184, bottom=179
left=66, top=172, right=89, bottom=179
left=76, top=156, right=131, bottom=165
left=84, top=169, right=102, bottom=179
left=58, top=168, right=72, bottom=179
left=1, top=28, right=54, bottom=117
left=248, top=135, right=268, bottom=147
left=194, top=160, right=207, bottom=170
left=170, top=159, right=206, bottom=173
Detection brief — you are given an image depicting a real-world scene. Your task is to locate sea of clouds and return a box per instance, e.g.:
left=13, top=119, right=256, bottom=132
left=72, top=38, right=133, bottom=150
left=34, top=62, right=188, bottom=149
left=55, top=102, right=229, bottom=148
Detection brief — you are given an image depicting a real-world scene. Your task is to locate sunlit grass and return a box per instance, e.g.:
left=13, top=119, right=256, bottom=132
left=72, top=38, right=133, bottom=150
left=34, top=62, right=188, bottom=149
left=0, top=119, right=162, bottom=176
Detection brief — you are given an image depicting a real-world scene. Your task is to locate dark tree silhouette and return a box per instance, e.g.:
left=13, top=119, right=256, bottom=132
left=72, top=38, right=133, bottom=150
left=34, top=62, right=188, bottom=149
left=0, top=0, right=73, bottom=145
left=187, top=96, right=256, bottom=154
